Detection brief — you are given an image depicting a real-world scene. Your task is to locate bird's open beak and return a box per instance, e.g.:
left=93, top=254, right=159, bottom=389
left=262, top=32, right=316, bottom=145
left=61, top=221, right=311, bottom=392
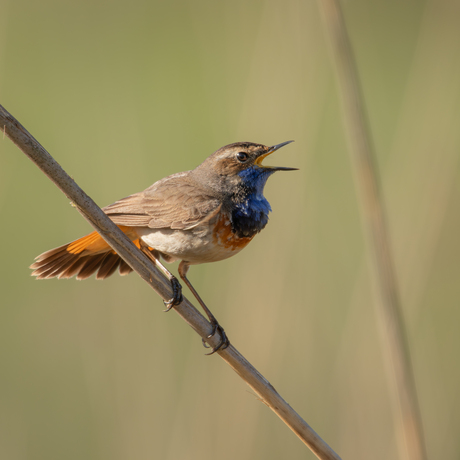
left=254, top=140, right=298, bottom=171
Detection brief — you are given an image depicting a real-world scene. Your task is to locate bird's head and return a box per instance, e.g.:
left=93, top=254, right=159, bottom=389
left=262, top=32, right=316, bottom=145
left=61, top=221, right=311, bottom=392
left=193, top=141, right=297, bottom=193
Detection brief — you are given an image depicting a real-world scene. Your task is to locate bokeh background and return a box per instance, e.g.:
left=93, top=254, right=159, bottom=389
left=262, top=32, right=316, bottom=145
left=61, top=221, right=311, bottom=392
left=1, top=0, right=460, bottom=459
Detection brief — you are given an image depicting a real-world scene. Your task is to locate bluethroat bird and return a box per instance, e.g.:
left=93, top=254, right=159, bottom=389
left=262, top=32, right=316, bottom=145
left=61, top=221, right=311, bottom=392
left=31, top=141, right=297, bottom=353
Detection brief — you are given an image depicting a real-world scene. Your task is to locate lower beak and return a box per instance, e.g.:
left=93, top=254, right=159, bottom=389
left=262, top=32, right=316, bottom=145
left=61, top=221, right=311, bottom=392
left=255, top=140, right=298, bottom=171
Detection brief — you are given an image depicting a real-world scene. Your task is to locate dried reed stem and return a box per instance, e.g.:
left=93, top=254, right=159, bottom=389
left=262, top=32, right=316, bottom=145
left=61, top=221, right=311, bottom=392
left=318, top=1, right=427, bottom=459
left=0, top=104, right=341, bottom=460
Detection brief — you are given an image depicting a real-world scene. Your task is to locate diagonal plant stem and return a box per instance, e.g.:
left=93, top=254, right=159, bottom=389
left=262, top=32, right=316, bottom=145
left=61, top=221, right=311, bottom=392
left=318, top=1, right=428, bottom=460
left=0, top=104, right=341, bottom=460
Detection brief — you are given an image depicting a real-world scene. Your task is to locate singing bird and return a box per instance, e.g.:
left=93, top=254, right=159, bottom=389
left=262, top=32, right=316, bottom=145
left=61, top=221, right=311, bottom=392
left=31, top=141, right=297, bottom=353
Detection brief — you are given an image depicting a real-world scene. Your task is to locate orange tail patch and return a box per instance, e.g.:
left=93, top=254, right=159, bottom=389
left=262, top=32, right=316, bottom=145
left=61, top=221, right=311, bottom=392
left=31, top=226, right=147, bottom=280
left=67, top=226, right=139, bottom=255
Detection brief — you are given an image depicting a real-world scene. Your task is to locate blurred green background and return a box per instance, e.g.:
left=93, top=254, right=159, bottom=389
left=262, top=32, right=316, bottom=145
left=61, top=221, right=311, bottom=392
left=1, top=0, right=460, bottom=459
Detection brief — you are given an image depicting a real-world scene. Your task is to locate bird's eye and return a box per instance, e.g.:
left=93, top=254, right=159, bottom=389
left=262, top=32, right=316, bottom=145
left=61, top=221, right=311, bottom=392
left=236, top=151, right=249, bottom=163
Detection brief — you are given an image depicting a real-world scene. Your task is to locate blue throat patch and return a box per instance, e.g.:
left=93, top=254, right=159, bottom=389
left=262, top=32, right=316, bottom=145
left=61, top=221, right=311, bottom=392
left=231, top=167, right=275, bottom=238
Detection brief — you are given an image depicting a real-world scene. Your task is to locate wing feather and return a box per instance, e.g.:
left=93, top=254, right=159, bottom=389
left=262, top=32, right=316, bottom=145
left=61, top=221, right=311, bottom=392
left=102, top=173, right=221, bottom=230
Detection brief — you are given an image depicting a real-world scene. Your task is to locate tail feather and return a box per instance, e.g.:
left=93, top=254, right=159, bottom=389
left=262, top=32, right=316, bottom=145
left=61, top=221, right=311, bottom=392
left=119, top=259, right=134, bottom=276
left=31, top=249, right=73, bottom=268
left=32, top=253, right=75, bottom=279
left=75, top=253, right=109, bottom=280
left=31, top=227, right=142, bottom=280
left=95, top=253, right=122, bottom=280
left=32, top=245, right=67, bottom=263
left=58, top=256, right=93, bottom=279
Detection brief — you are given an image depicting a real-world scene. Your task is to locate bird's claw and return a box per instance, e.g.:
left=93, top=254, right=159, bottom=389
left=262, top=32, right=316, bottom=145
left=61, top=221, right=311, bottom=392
left=202, top=322, right=230, bottom=355
left=163, top=277, right=183, bottom=312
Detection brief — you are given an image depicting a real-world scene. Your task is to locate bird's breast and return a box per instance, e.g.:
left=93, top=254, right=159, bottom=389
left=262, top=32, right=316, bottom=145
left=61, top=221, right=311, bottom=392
left=138, top=210, right=254, bottom=265
left=230, top=191, right=271, bottom=238
left=212, top=213, right=255, bottom=251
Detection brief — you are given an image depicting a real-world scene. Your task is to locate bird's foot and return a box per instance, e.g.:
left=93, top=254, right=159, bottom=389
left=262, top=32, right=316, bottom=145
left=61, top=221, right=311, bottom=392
left=163, top=276, right=183, bottom=311
left=202, top=321, right=230, bottom=355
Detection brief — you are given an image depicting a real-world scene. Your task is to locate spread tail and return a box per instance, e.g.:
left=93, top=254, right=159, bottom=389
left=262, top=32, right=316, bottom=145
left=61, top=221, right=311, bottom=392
left=30, top=227, right=142, bottom=280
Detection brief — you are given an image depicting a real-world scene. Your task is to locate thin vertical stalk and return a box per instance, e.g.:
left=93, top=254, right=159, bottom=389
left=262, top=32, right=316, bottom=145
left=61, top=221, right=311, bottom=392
left=318, top=1, right=428, bottom=459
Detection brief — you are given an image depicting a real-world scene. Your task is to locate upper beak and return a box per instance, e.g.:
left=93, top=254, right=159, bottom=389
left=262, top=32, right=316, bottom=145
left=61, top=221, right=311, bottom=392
left=254, top=140, right=298, bottom=171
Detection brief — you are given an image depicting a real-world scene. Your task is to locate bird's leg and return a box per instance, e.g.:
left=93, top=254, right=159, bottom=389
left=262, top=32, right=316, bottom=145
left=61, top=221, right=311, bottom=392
left=178, top=261, right=229, bottom=354
left=139, top=240, right=183, bottom=311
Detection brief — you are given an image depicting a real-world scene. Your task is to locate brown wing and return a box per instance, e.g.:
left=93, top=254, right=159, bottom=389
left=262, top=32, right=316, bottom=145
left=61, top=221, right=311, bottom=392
left=102, top=172, right=221, bottom=230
